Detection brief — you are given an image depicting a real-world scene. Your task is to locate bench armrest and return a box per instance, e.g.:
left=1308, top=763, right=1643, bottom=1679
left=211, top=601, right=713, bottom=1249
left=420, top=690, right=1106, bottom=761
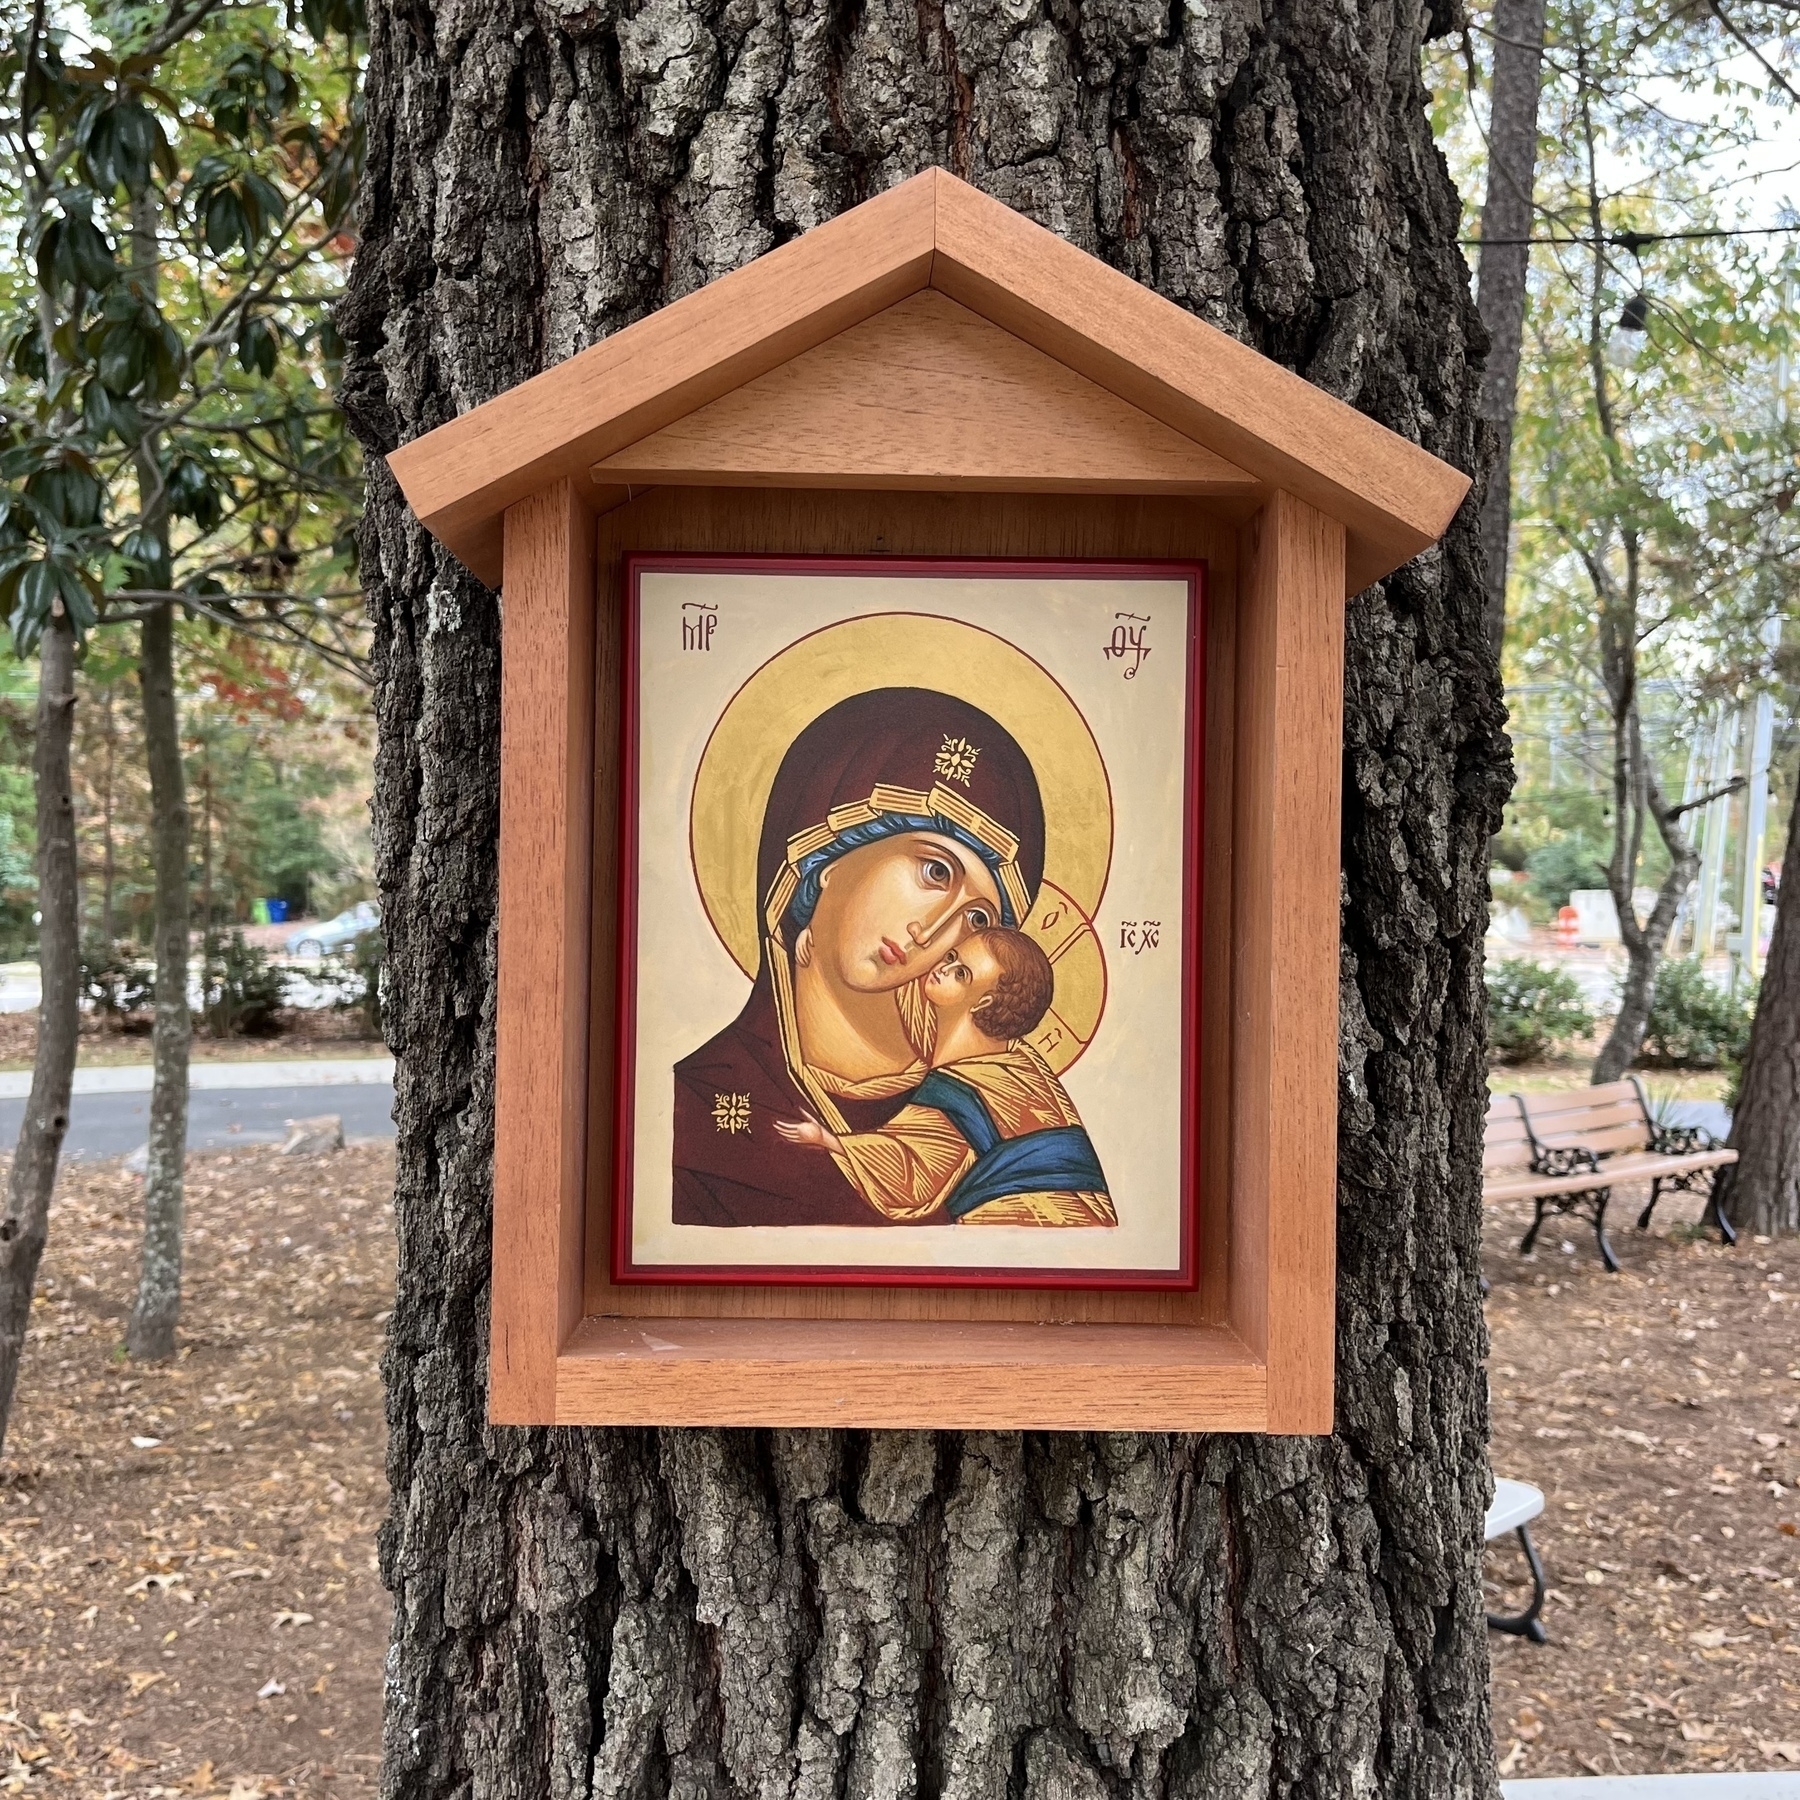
left=1650, top=1122, right=1716, bottom=1155
left=1533, top=1144, right=1603, bottom=1179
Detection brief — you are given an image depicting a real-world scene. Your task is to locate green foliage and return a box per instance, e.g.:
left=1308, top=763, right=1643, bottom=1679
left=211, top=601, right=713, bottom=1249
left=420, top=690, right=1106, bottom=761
left=1639, top=958, right=1753, bottom=1069
left=1525, top=835, right=1611, bottom=912
left=0, top=0, right=368, bottom=675
left=1430, top=0, right=1798, bottom=997
left=80, top=936, right=152, bottom=1022
left=0, top=806, right=30, bottom=893
left=1486, top=958, right=1597, bottom=1063
left=200, top=928, right=286, bottom=1037
left=187, top=700, right=356, bottom=924
left=317, top=926, right=383, bottom=1037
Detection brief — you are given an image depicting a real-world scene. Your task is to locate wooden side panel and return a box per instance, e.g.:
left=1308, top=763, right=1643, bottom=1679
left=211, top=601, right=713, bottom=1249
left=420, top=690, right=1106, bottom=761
left=583, top=488, right=1237, bottom=1330
left=490, top=481, right=596, bottom=1423
left=1232, top=491, right=1344, bottom=1433
left=595, top=291, right=1259, bottom=496
left=556, top=1316, right=1266, bottom=1430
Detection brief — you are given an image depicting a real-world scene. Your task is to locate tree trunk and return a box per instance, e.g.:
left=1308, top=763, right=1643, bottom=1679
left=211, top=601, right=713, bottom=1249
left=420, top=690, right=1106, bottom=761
left=1591, top=695, right=1699, bottom=1086
left=0, top=614, right=80, bottom=1455
left=1723, top=766, right=1800, bottom=1236
left=1473, top=0, right=1546, bottom=656
left=100, top=680, right=117, bottom=944
left=340, top=1, right=1510, bottom=1791
left=126, top=602, right=191, bottom=1361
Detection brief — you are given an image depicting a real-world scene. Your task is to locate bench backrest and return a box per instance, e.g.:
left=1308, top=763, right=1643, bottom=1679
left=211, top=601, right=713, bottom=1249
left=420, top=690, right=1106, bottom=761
left=1484, top=1093, right=1535, bottom=1173
left=1517, top=1079, right=1651, bottom=1159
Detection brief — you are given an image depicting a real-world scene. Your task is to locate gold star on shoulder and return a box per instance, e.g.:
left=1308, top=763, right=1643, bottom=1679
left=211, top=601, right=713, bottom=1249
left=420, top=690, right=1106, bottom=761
left=712, top=1092, right=752, bottom=1134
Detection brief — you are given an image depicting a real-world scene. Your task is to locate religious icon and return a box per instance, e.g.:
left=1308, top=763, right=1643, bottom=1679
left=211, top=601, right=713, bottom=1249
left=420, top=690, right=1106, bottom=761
left=615, top=558, right=1203, bottom=1288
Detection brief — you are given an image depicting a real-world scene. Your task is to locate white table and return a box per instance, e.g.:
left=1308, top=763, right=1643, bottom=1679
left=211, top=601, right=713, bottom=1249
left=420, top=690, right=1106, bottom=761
left=1487, top=1477, right=1548, bottom=1643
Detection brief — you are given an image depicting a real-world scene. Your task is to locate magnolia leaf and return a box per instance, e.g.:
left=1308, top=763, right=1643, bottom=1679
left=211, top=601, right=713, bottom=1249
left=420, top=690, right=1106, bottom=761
left=238, top=315, right=280, bottom=378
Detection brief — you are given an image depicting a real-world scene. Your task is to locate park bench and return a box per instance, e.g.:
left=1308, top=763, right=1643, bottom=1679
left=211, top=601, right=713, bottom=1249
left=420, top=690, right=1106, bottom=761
left=1485, top=1476, right=1548, bottom=1643
left=1482, top=1081, right=1737, bottom=1273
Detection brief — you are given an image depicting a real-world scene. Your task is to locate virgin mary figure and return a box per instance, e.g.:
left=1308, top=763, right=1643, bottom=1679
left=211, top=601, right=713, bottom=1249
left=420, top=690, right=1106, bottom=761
left=673, top=687, right=1052, bottom=1226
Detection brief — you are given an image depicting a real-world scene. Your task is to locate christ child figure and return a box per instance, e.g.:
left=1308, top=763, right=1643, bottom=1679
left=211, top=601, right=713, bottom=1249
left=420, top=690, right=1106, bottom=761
left=774, top=928, right=1115, bottom=1226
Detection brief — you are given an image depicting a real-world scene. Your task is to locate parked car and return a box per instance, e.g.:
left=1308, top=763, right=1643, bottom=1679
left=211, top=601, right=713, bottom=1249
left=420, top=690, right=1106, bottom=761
left=285, top=901, right=379, bottom=958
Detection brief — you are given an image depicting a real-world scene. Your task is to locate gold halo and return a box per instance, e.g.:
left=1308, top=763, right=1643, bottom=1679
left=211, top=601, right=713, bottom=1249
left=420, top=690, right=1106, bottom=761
left=1016, top=880, right=1107, bottom=1074
left=690, top=612, right=1113, bottom=987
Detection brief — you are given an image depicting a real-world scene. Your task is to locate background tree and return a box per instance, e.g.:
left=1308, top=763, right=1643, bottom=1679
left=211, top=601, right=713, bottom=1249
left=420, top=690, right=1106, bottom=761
left=1463, top=0, right=1799, bottom=1082
left=1725, top=760, right=1800, bottom=1235
left=342, top=0, right=1509, bottom=1789
left=1471, top=0, right=1549, bottom=654
left=0, top=0, right=364, bottom=1366
left=0, top=605, right=74, bottom=1457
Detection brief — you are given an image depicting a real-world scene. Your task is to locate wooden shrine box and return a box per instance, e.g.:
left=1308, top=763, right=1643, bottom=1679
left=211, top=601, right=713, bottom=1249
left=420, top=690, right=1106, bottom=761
left=388, top=169, right=1469, bottom=1434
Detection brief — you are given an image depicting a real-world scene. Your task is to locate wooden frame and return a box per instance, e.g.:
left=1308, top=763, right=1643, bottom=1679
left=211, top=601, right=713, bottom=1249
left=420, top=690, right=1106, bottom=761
left=610, top=552, right=1207, bottom=1291
left=392, top=169, right=1469, bottom=1434
left=487, top=487, right=1340, bottom=1430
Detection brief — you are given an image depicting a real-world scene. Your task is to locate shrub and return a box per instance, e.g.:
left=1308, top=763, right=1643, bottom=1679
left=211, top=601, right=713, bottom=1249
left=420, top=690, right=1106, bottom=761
left=316, top=927, right=384, bottom=1038
left=1525, top=835, right=1610, bottom=914
left=1486, top=958, right=1595, bottom=1063
left=1639, top=958, right=1751, bottom=1070
left=201, top=930, right=289, bottom=1037
left=81, top=938, right=154, bottom=1024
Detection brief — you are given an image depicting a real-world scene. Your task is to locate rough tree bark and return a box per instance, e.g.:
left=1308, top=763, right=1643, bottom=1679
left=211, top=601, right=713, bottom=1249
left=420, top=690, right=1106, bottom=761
left=0, top=614, right=80, bottom=1455
left=340, top=0, right=1511, bottom=1792
left=1473, top=0, right=1546, bottom=657
left=126, top=600, right=192, bottom=1361
left=1723, top=768, right=1800, bottom=1237
left=1589, top=683, right=1699, bottom=1087
left=124, top=180, right=193, bottom=1363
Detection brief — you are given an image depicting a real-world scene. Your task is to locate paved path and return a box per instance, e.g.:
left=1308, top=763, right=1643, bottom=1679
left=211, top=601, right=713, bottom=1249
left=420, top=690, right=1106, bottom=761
left=0, top=1058, right=395, bottom=1156
left=0, top=1056, right=394, bottom=1098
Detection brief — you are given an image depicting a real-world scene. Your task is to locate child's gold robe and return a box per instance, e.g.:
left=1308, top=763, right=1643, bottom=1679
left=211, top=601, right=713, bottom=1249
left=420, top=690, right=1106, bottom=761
left=830, top=1043, right=1115, bottom=1226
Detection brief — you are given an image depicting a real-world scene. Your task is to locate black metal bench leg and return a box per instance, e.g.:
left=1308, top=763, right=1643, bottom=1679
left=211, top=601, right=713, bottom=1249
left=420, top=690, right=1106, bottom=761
left=1701, top=1172, right=1737, bottom=1247
left=1593, top=1194, right=1620, bottom=1273
left=1637, top=1176, right=1662, bottom=1232
left=1487, top=1524, right=1548, bottom=1643
left=1520, top=1199, right=1548, bottom=1258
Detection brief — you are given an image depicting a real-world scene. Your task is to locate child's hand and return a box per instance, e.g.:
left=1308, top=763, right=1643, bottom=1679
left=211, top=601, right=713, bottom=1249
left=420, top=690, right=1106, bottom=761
left=775, top=1115, right=842, bottom=1154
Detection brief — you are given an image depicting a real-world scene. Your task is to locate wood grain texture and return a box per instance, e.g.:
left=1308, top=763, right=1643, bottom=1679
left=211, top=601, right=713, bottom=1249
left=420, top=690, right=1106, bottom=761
left=556, top=1315, right=1266, bottom=1429
left=489, top=480, right=595, bottom=1423
left=481, top=484, right=1345, bottom=1432
left=1232, top=491, right=1343, bottom=1433
left=581, top=488, right=1236, bottom=1333
left=388, top=168, right=1468, bottom=594
left=1483, top=1095, right=1534, bottom=1171
left=595, top=291, right=1259, bottom=494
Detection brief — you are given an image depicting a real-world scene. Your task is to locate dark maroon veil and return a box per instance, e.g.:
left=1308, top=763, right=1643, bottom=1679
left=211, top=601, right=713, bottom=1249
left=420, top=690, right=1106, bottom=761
left=671, top=688, right=1044, bottom=1227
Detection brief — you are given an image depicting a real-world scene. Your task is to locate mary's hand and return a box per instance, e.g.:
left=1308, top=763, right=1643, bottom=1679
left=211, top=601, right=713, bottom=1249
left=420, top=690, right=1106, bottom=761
left=774, top=1115, right=841, bottom=1153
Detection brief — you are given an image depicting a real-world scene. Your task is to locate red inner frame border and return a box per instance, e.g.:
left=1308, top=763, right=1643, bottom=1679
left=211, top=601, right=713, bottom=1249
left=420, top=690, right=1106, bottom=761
left=610, top=554, right=1206, bottom=1291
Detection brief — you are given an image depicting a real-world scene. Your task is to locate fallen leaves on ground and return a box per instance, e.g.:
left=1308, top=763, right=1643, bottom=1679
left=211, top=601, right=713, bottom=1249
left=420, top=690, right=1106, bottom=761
left=1486, top=1182, right=1800, bottom=1779
left=7, top=1118, right=1798, bottom=1790
left=0, top=1145, right=394, bottom=1798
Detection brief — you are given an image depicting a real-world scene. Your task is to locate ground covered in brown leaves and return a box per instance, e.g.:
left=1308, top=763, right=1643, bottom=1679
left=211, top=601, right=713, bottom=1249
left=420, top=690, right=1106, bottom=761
left=0, top=1014, right=384, bottom=1072
left=1485, top=1185, right=1800, bottom=1781
left=2, top=1137, right=1797, bottom=1793
left=0, top=1148, right=394, bottom=1799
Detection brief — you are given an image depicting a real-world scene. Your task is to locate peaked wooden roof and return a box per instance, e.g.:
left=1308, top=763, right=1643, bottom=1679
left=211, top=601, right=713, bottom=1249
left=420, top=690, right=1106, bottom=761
left=388, top=168, right=1470, bottom=593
